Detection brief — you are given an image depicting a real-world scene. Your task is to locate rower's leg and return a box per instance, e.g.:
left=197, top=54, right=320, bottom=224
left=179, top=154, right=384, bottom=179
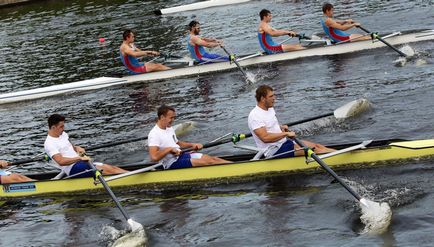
left=1, top=173, right=33, bottom=183
left=294, top=139, right=335, bottom=156
left=282, top=44, right=305, bottom=52
left=98, top=164, right=128, bottom=175
left=350, top=34, right=371, bottom=41
left=190, top=155, right=231, bottom=167
left=145, top=62, right=171, bottom=72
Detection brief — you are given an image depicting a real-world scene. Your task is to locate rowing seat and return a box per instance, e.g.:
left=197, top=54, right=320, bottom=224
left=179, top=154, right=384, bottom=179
left=233, top=144, right=265, bottom=160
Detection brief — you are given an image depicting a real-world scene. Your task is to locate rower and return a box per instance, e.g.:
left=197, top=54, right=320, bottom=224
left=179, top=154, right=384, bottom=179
left=0, top=160, right=33, bottom=184
left=321, top=3, right=371, bottom=43
left=258, top=9, right=304, bottom=54
left=248, top=85, right=335, bottom=158
left=120, top=29, right=171, bottom=74
left=148, top=105, right=231, bottom=169
left=187, top=20, right=229, bottom=63
left=44, top=114, right=127, bottom=178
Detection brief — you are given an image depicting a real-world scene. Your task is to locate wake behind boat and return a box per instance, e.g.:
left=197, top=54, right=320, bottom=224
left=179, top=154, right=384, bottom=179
left=1, top=29, right=433, bottom=105
left=1, top=138, right=433, bottom=198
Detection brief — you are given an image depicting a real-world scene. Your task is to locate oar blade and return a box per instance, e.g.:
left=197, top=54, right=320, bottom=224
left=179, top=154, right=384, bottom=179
left=128, top=219, right=144, bottom=232
left=333, top=98, right=371, bottom=119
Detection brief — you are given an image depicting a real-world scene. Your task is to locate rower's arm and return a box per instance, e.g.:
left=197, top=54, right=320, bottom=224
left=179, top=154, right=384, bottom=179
left=254, top=127, right=295, bottom=143
left=325, top=18, right=358, bottom=31
left=121, top=44, right=158, bottom=58
left=51, top=153, right=83, bottom=166
left=262, top=24, right=291, bottom=37
left=191, top=35, right=220, bottom=48
left=148, top=146, right=178, bottom=162
left=177, top=141, right=202, bottom=150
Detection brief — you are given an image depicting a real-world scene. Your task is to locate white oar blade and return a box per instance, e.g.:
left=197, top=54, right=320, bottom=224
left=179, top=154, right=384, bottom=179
left=334, top=98, right=371, bottom=119
left=173, top=120, right=196, bottom=137
left=128, top=219, right=144, bottom=232
left=359, top=198, right=392, bottom=234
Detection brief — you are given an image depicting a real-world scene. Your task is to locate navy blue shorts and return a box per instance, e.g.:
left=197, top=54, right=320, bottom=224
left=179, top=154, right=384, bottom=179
left=274, top=139, right=295, bottom=158
left=169, top=152, right=193, bottom=169
left=69, top=161, right=94, bottom=178
left=200, top=53, right=229, bottom=63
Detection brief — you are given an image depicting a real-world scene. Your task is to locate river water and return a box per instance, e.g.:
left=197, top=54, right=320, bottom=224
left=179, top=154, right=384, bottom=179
left=0, top=0, right=434, bottom=246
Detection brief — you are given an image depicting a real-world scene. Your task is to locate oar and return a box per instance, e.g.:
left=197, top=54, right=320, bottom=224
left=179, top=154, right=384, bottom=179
left=357, top=26, right=407, bottom=57
left=279, top=33, right=312, bottom=45
left=292, top=137, right=366, bottom=204
left=220, top=45, right=254, bottom=84
left=87, top=121, right=195, bottom=151
left=87, top=157, right=143, bottom=231
left=9, top=154, right=50, bottom=166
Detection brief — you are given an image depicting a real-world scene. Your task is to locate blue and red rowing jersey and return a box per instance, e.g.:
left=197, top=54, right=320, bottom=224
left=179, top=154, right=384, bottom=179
left=120, top=45, right=147, bottom=74
left=320, top=18, right=350, bottom=43
left=258, top=32, right=283, bottom=54
left=187, top=35, right=228, bottom=63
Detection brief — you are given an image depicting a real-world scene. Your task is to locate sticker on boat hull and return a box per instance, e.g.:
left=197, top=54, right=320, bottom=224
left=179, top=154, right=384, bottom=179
left=2, top=183, right=36, bottom=193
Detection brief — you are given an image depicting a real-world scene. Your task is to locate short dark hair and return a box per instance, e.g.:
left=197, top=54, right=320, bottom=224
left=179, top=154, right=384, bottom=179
left=157, top=105, right=175, bottom=119
left=188, top=20, right=200, bottom=31
left=48, top=114, right=65, bottom=128
left=255, top=85, right=273, bottom=102
left=123, top=29, right=134, bottom=40
left=322, top=3, right=333, bottom=13
left=259, top=9, right=271, bottom=20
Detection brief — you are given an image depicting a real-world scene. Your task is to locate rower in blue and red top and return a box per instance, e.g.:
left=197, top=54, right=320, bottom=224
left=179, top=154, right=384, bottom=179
left=120, top=29, right=171, bottom=74
left=187, top=20, right=228, bottom=64
left=258, top=9, right=304, bottom=55
left=321, top=3, right=371, bottom=43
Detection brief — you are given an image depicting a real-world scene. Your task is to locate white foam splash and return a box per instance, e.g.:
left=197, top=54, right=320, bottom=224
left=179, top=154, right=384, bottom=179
left=246, top=72, right=257, bottom=84
left=111, top=226, right=148, bottom=247
left=359, top=198, right=392, bottom=234
left=415, top=58, right=427, bottom=66
left=101, top=221, right=148, bottom=247
left=400, top=45, right=416, bottom=57
left=394, top=57, right=407, bottom=67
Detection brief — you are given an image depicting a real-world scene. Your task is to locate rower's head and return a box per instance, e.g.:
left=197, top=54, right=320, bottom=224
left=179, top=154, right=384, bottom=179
left=188, top=20, right=201, bottom=35
left=259, top=9, right=272, bottom=22
left=256, top=85, right=275, bottom=109
left=48, top=114, right=65, bottom=137
left=157, top=105, right=176, bottom=128
left=123, top=29, right=135, bottom=42
left=322, top=3, right=334, bottom=17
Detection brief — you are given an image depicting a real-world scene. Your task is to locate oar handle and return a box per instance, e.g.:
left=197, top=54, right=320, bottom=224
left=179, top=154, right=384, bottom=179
left=357, top=25, right=370, bottom=34
left=293, top=137, right=362, bottom=201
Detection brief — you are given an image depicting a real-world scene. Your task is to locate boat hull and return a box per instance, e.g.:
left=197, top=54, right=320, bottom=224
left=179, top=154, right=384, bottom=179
left=1, top=139, right=433, bottom=198
left=1, top=29, right=433, bottom=105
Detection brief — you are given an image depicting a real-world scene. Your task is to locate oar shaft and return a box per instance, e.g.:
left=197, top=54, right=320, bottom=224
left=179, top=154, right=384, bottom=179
left=87, top=136, right=147, bottom=151
left=293, top=138, right=362, bottom=201
left=220, top=46, right=252, bottom=83
left=9, top=155, right=49, bottom=166
left=358, top=26, right=407, bottom=57
left=88, top=160, right=131, bottom=221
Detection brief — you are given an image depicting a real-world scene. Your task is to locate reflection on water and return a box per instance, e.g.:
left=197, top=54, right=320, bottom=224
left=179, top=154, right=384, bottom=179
left=0, top=0, right=434, bottom=246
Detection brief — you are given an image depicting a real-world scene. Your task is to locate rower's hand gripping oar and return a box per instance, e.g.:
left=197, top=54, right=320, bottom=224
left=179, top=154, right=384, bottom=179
left=358, top=26, right=407, bottom=57
left=220, top=45, right=254, bottom=84
left=86, top=156, right=143, bottom=232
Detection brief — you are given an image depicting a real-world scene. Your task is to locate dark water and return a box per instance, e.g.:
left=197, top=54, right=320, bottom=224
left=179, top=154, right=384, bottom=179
left=0, top=0, right=434, bottom=246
